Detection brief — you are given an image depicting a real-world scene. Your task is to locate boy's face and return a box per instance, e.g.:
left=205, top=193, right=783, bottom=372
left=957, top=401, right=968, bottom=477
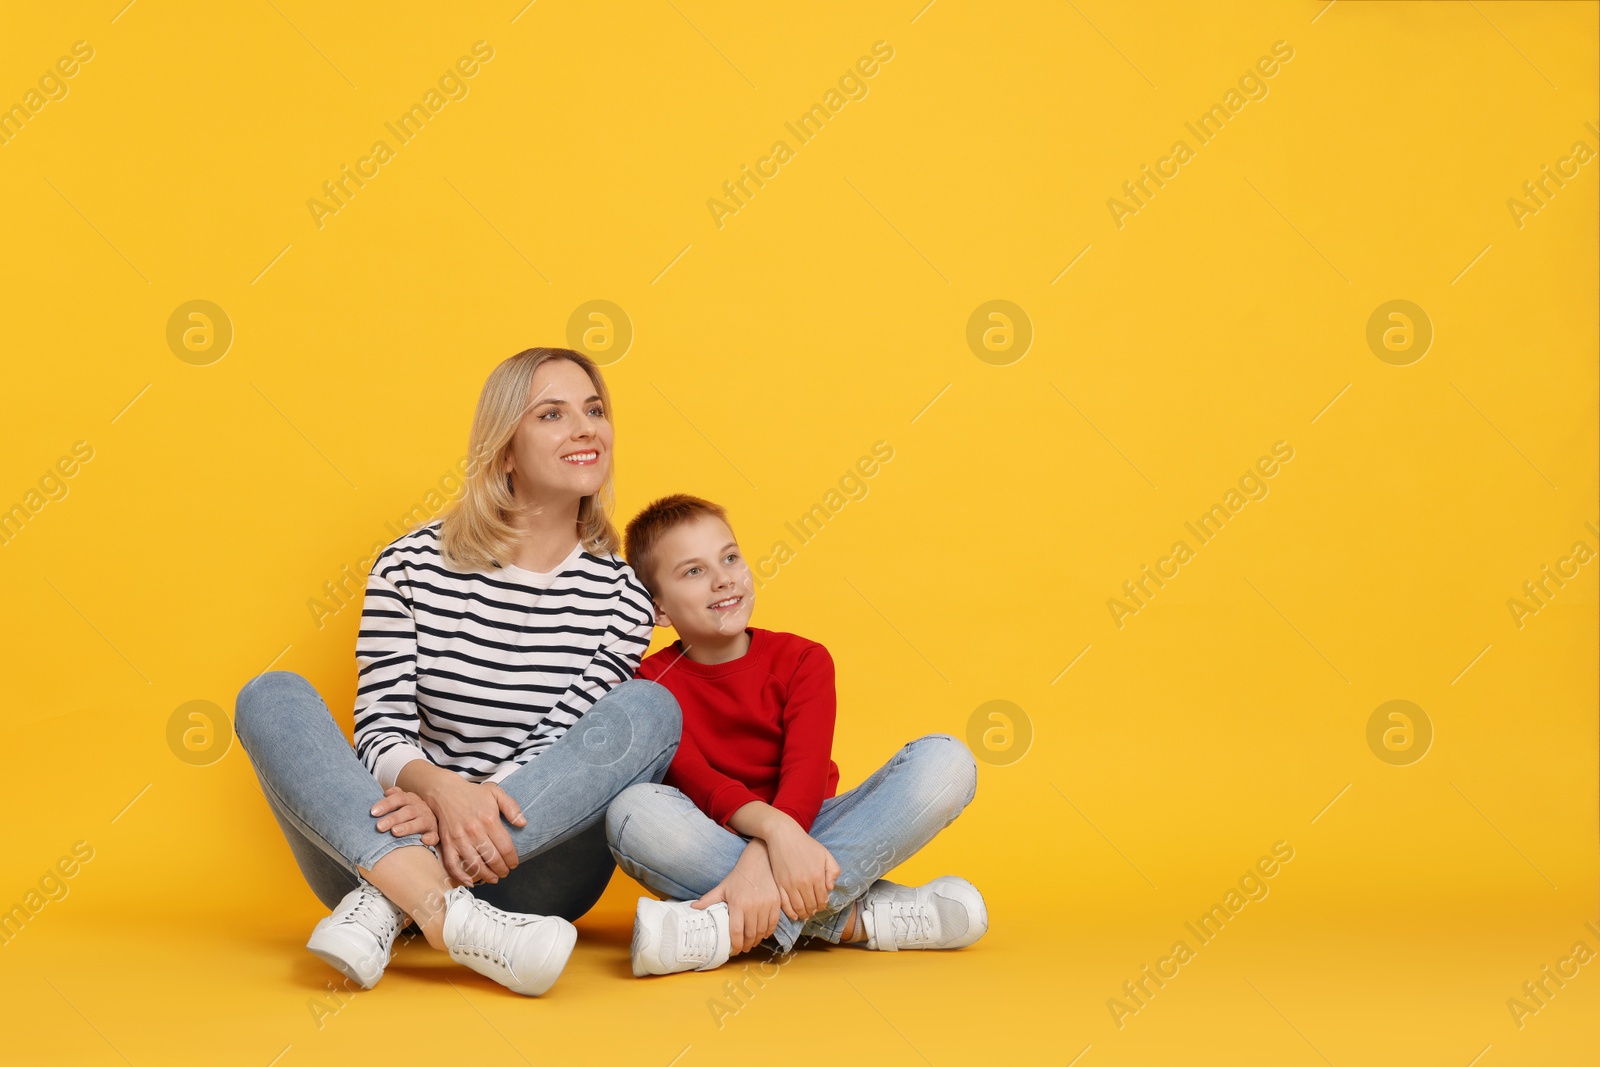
left=650, top=514, right=755, bottom=641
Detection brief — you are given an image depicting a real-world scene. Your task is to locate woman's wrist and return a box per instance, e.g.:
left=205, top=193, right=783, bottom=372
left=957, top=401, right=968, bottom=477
left=397, top=759, right=458, bottom=803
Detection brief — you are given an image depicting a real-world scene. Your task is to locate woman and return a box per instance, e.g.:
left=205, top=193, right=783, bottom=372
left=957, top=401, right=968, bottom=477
left=235, top=348, right=681, bottom=997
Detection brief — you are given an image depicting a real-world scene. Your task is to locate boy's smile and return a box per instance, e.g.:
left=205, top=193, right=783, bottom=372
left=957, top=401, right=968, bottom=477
left=649, top=514, right=756, bottom=663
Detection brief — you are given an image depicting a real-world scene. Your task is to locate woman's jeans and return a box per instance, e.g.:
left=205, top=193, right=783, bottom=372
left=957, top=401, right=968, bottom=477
left=605, top=733, right=978, bottom=953
left=234, top=671, right=681, bottom=921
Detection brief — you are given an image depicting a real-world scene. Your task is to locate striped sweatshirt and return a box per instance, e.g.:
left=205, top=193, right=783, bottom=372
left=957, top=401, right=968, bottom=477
left=352, top=521, right=657, bottom=789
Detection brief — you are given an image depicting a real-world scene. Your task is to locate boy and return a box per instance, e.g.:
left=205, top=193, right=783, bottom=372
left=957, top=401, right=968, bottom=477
left=605, top=493, right=986, bottom=976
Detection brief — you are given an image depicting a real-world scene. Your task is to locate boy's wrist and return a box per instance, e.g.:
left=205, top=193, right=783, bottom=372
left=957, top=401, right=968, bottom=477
left=727, top=800, right=791, bottom=841
left=736, top=838, right=771, bottom=874
left=751, top=808, right=798, bottom=842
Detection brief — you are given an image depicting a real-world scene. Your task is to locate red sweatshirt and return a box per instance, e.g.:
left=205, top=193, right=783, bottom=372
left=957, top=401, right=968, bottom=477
left=635, top=627, right=840, bottom=832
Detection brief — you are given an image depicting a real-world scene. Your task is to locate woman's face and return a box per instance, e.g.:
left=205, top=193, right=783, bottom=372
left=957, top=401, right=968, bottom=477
left=502, top=358, right=613, bottom=505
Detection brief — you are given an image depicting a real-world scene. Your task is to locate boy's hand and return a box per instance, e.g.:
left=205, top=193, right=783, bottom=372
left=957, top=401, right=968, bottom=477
left=762, top=820, right=840, bottom=921
left=694, top=839, right=781, bottom=954
left=370, top=786, right=440, bottom=846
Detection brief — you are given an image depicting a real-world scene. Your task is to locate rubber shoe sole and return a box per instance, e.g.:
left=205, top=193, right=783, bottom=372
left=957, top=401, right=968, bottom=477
left=306, top=919, right=388, bottom=990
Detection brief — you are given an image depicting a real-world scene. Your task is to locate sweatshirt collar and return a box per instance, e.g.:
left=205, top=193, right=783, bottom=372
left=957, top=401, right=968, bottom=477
left=663, top=627, right=763, bottom=677
left=497, top=540, right=586, bottom=584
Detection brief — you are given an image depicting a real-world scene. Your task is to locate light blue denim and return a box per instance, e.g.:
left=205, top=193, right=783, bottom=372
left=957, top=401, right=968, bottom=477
left=605, top=733, right=977, bottom=952
left=235, top=671, right=680, bottom=921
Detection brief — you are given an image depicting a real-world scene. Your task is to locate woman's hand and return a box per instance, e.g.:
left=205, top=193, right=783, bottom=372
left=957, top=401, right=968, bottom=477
left=413, top=774, right=527, bottom=887
left=370, top=786, right=439, bottom=846
left=762, top=820, right=840, bottom=921
left=694, top=839, right=782, bottom=954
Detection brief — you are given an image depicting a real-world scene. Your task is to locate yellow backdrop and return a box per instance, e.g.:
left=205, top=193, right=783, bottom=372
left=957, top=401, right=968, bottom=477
left=1, top=1, right=1595, bottom=1064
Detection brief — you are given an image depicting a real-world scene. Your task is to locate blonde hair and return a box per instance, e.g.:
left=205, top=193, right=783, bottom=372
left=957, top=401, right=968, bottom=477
left=439, top=347, right=621, bottom=571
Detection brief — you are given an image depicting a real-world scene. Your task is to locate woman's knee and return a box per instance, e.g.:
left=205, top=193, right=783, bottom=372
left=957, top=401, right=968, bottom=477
left=610, top=679, right=682, bottom=766
left=234, top=670, right=317, bottom=748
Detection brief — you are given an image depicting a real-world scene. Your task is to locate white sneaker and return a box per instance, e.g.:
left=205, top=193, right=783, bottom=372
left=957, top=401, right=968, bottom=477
left=859, top=876, right=988, bottom=951
left=441, top=886, right=577, bottom=996
left=306, top=881, right=407, bottom=989
left=630, top=897, right=732, bottom=977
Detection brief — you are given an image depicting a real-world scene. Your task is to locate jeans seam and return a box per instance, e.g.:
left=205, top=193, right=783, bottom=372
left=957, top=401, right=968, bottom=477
left=247, top=745, right=426, bottom=876
left=611, top=810, right=633, bottom=850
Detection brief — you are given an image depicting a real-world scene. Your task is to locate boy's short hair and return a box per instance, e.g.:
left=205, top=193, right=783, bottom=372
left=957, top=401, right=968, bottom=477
left=624, top=493, right=732, bottom=598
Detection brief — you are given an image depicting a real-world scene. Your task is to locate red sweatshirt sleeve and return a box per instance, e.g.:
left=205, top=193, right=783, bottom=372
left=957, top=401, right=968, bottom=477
left=664, top=728, right=766, bottom=829
left=770, top=644, right=837, bottom=832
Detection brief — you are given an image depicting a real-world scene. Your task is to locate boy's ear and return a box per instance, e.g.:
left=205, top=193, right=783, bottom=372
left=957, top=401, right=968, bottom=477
left=651, top=599, right=672, bottom=628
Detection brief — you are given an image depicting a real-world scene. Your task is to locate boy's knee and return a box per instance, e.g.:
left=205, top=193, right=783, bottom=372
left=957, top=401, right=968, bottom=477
left=605, top=781, right=669, bottom=850
left=907, top=733, right=978, bottom=812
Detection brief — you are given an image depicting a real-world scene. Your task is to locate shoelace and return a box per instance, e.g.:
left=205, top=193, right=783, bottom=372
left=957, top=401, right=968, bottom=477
left=878, top=899, right=934, bottom=945
left=453, top=898, right=527, bottom=965
left=677, top=910, right=721, bottom=963
left=345, top=885, right=399, bottom=942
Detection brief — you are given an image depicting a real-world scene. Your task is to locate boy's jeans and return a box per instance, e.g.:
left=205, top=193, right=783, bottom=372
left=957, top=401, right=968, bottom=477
left=234, top=670, right=681, bottom=921
left=605, top=733, right=978, bottom=952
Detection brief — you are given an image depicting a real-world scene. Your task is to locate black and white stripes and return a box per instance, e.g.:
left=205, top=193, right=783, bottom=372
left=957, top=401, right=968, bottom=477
left=353, top=522, right=656, bottom=788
